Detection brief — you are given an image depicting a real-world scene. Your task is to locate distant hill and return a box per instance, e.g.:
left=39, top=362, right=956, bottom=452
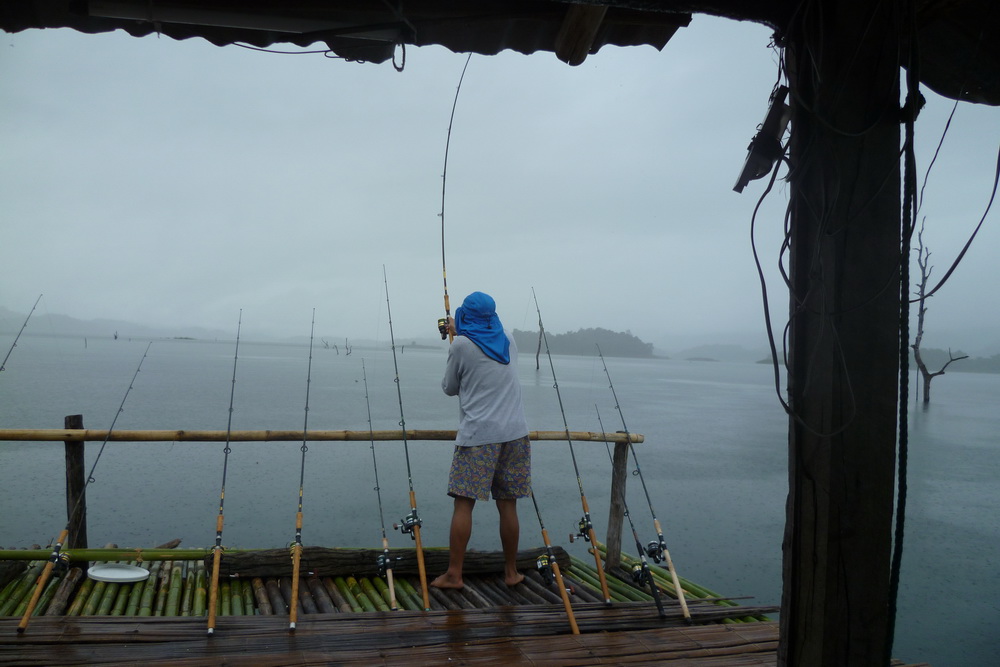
left=511, top=327, right=654, bottom=358
left=671, top=344, right=769, bottom=363
left=0, top=306, right=230, bottom=342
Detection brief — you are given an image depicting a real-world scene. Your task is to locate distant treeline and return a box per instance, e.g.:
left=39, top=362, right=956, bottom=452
left=511, top=327, right=655, bottom=358
left=916, top=348, right=1000, bottom=374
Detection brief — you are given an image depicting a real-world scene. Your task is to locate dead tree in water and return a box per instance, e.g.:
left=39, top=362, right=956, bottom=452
left=911, top=222, right=968, bottom=404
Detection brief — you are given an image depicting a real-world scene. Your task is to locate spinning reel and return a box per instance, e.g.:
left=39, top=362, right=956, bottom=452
left=644, top=540, right=665, bottom=563
left=568, top=515, right=594, bottom=543
left=535, top=554, right=553, bottom=585
left=393, top=510, right=422, bottom=540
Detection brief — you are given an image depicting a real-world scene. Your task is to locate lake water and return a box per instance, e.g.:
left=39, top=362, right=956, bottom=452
left=1, top=333, right=997, bottom=666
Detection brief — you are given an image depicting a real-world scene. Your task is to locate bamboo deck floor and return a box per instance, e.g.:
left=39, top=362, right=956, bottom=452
left=0, top=550, right=930, bottom=666
left=0, top=606, right=931, bottom=666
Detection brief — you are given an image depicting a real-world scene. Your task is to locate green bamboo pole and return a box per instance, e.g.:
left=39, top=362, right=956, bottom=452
left=231, top=581, right=244, bottom=616
left=80, top=579, right=108, bottom=616
left=153, top=561, right=172, bottom=616
left=193, top=562, right=207, bottom=616
left=0, top=562, right=44, bottom=616
left=345, top=577, right=376, bottom=612
left=30, top=577, right=60, bottom=617
left=241, top=580, right=255, bottom=616
left=333, top=577, right=363, bottom=612
left=111, top=584, right=130, bottom=616
left=394, top=577, right=429, bottom=611
left=66, top=578, right=95, bottom=616
left=390, top=579, right=423, bottom=611
left=180, top=566, right=195, bottom=616
left=569, top=555, right=651, bottom=602
left=165, top=564, right=183, bottom=616
left=608, top=546, right=767, bottom=622
left=220, top=581, right=232, bottom=616
left=0, top=574, right=24, bottom=608
left=94, top=581, right=120, bottom=615
left=124, top=577, right=145, bottom=616
left=359, top=578, right=390, bottom=612
left=372, top=577, right=403, bottom=611
left=0, top=549, right=216, bottom=562
left=137, top=562, right=161, bottom=616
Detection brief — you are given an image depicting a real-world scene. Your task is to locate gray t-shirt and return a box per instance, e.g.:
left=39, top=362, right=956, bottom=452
left=442, top=332, right=529, bottom=446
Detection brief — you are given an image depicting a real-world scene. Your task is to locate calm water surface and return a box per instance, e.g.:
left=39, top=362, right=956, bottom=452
left=0, top=334, right=996, bottom=666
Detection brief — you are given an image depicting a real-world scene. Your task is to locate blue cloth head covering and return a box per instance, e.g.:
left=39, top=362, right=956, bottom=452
left=454, top=291, right=510, bottom=364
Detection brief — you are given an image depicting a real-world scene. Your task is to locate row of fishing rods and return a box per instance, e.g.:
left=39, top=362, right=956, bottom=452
left=11, top=289, right=687, bottom=636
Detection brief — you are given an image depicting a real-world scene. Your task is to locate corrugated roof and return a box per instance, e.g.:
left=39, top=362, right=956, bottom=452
left=0, top=1, right=998, bottom=104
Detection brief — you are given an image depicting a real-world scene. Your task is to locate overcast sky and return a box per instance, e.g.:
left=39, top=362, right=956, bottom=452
left=2, top=17, right=998, bottom=353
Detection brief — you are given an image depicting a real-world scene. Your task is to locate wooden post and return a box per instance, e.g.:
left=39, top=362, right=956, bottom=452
left=64, top=414, right=88, bottom=549
left=780, top=2, right=901, bottom=664
left=604, top=440, right=628, bottom=570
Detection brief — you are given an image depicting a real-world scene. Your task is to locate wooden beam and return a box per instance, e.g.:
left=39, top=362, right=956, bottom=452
left=780, top=1, right=901, bottom=664
left=555, top=4, right=608, bottom=66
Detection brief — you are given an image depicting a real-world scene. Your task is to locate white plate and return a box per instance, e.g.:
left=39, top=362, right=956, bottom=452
left=87, top=563, right=150, bottom=583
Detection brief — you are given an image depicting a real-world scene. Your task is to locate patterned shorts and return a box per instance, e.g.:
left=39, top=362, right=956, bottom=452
left=447, top=435, right=532, bottom=501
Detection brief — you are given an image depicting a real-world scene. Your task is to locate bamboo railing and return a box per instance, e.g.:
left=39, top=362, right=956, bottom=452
left=0, top=428, right=643, bottom=443
left=0, top=423, right=643, bottom=565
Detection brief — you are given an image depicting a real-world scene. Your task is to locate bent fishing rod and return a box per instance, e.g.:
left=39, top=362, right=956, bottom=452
left=531, top=288, right=612, bottom=605
left=437, top=54, right=472, bottom=344
left=596, top=406, right=666, bottom=618
left=208, top=311, right=242, bottom=636
left=17, top=341, right=152, bottom=634
left=528, top=489, right=580, bottom=634
left=596, top=344, right=691, bottom=623
left=289, top=309, right=316, bottom=631
left=362, top=357, right=398, bottom=610
left=1, top=293, right=42, bottom=373
left=383, top=266, right=431, bottom=610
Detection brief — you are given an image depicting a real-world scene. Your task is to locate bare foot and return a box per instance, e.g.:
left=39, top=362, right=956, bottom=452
left=504, top=572, right=525, bottom=587
left=430, top=573, right=464, bottom=589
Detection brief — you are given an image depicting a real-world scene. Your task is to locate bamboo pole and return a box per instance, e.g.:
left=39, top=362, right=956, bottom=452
left=0, top=428, right=643, bottom=444
left=16, top=530, right=69, bottom=631
left=251, top=578, right=272, bottom=615
left=65, top=577, right=94, bottom=616
left=44, top=567, right=83, bottom=616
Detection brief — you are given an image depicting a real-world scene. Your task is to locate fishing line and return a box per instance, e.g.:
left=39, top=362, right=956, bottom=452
left=383, top=266, right=431, bottom=611
left=1, top=293, right=42, bottom=373
left=362, top=357, right=398, bottom=610
left=208, top=311, right=242, bottom=636
left=531, top=287, right=612, bottom=605
left=596, top=345, right=691, bottom=623
left=437, top=54, right=473, bottom=343
left=17, top=341, right=152, bottom=633
left=595, top=406, right=665, bottom=618
left=527, top=488, right=580, bottom=634
left=288, top=309, right=316, bottom=631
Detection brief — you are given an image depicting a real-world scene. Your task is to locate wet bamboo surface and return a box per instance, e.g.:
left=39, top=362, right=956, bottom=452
left=0, top=549, right=935, bottom=666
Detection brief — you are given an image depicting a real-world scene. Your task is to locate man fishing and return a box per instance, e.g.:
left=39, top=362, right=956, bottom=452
left=431, top=291, right=531, bottom=590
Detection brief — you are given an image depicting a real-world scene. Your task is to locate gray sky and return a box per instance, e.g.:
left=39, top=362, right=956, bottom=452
left=2, top=17, right=998, bottom=353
